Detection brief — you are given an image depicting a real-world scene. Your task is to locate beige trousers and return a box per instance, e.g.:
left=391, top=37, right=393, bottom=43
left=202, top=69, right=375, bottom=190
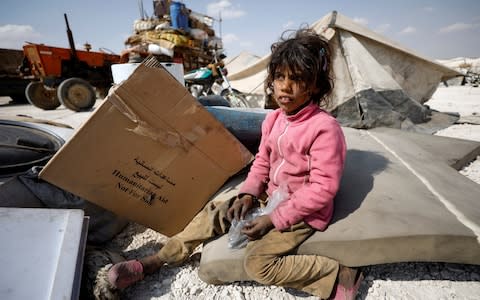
left=154, top=197, right=339, bottom=299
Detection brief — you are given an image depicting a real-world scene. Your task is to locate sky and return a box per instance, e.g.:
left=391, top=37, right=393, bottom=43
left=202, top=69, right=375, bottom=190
left=1, top=0, right=479, bottom=61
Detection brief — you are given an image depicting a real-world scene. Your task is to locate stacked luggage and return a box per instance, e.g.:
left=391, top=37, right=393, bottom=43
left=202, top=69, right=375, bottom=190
left=123, top=0, right=222, bottom=72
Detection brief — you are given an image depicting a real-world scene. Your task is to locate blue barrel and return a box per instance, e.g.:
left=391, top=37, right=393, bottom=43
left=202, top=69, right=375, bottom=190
left=170, top=1, right=189, bottom=30
left=205, top=106, right=271, bottom=154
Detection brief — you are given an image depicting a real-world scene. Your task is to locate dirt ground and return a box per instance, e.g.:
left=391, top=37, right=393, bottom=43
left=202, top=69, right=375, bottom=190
left=1, top=85, right=479, bottom=299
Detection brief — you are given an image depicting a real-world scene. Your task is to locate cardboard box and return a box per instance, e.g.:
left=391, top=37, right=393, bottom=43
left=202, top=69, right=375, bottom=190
left=40, top=56, right=253, bottom=236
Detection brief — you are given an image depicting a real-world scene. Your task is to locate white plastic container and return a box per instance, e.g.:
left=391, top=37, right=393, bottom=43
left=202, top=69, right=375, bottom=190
left=0, top=208, right=87, bottom=300
left=111, top=62, right=185, bottom=86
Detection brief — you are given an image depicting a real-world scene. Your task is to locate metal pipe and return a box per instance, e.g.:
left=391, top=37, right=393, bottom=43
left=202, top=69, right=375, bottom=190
left=64, top=13, right=77, bottom=60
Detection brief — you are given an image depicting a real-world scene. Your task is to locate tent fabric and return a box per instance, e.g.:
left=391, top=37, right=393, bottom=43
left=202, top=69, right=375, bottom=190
left=224, top=51, right=262, bottom=76
left=227, top=11, right=461, bottom=129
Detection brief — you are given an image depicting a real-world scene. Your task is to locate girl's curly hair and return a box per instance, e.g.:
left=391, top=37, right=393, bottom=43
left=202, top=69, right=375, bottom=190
left=265, top=28, right=334, bottom=108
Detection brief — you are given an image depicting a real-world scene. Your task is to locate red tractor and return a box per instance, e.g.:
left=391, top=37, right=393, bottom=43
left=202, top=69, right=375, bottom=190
left=20, top=14, right=120, bottom=111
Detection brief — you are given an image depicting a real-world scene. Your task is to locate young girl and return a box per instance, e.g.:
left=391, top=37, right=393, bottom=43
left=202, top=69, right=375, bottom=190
left=106, top=28, right=362, bottom=300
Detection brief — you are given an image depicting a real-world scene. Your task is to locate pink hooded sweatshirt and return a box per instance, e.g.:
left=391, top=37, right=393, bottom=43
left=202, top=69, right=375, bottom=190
left=239, top=102, right=346, bottom=231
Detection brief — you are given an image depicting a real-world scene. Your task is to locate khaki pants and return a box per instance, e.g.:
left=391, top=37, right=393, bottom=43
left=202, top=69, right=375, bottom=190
left=153, top=197, right=339, bottom=299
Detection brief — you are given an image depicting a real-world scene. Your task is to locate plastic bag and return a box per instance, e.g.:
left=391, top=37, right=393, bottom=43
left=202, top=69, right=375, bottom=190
left=227, top=207, right=263, bottom=249
left=227, top=185, right=289, bottom=249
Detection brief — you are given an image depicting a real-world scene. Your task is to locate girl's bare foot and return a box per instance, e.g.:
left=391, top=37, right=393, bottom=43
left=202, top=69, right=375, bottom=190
left=329, top=265, right=363, bottom=300
left=107, top=260, right=144, bottom=290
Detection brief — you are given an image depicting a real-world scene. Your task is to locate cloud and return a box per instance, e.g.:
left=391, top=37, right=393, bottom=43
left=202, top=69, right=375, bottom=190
left=222, top=33, right=239, bottom=44
left=439, top=22, right=478, bottom=33
left=0, top=24, right=41, bottom=49
left=374, top=23, right=391, bottom=34
left=282, top=21, right=295, bottom=29
left=424, top=6, right=434, bottom=12
left=207, top=0, right=246, bottom=20
left=399, top=26, right=416, bottom=35
left=353, top=17, right=368, bottom=26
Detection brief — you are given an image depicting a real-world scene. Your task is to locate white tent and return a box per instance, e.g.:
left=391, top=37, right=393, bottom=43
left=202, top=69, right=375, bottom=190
left=224, top=51, right=262, bottom=75
left=228, top=11, right=462, bottom=129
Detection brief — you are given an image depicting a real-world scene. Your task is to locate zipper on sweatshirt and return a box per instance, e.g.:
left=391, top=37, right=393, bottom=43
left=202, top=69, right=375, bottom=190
left=304, top=153, right=311, bottom=184
left=273, top=121, right=289, bottom=185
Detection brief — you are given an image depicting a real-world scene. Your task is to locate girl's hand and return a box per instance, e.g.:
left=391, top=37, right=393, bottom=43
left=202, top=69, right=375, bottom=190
left=227, top=194, right=254, bottom=221
left=241, top=215, right=274, bottom=240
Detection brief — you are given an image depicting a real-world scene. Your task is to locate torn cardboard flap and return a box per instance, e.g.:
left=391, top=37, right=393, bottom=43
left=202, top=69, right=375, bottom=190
left=117, top=59, right=188, bottom=114
left=108, top=59, right=253, bottom=173
left=40, top=56, right=253, bottom=236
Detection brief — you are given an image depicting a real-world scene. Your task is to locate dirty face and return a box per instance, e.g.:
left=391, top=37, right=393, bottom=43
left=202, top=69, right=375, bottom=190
left=272, top=67, right=315, bottom=115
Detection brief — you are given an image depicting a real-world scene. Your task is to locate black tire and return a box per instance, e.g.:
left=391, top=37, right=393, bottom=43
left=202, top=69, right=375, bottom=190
left=57, top=78, right=96, bottom=112
left=25, top=81, right=61, bottom=110
left=220, top=88, right=249, bottom=108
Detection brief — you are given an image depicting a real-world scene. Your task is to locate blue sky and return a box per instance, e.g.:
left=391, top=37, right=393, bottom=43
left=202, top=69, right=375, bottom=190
left=1, top=0, right=479, bottom=60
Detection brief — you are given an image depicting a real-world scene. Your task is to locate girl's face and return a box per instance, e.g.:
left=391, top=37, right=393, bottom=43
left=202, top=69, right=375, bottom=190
left=272, top=67, right=316, bottom=115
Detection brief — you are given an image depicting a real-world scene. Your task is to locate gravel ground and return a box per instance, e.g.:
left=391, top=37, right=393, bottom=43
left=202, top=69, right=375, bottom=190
left=99, top=86, right=480, bottom=299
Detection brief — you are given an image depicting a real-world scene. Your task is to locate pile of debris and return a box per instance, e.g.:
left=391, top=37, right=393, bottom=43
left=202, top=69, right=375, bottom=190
left=121, top=0, right=222, bottom=72
left=437, top=57, right=480, bottom=87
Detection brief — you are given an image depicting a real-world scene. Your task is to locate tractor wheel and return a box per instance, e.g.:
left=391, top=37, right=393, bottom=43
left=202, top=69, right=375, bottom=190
left=96, top=86, right=110, bottom=99
left=25, top=81, right=61, bottom=110
left=57, top=78, right=96, bottom=112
